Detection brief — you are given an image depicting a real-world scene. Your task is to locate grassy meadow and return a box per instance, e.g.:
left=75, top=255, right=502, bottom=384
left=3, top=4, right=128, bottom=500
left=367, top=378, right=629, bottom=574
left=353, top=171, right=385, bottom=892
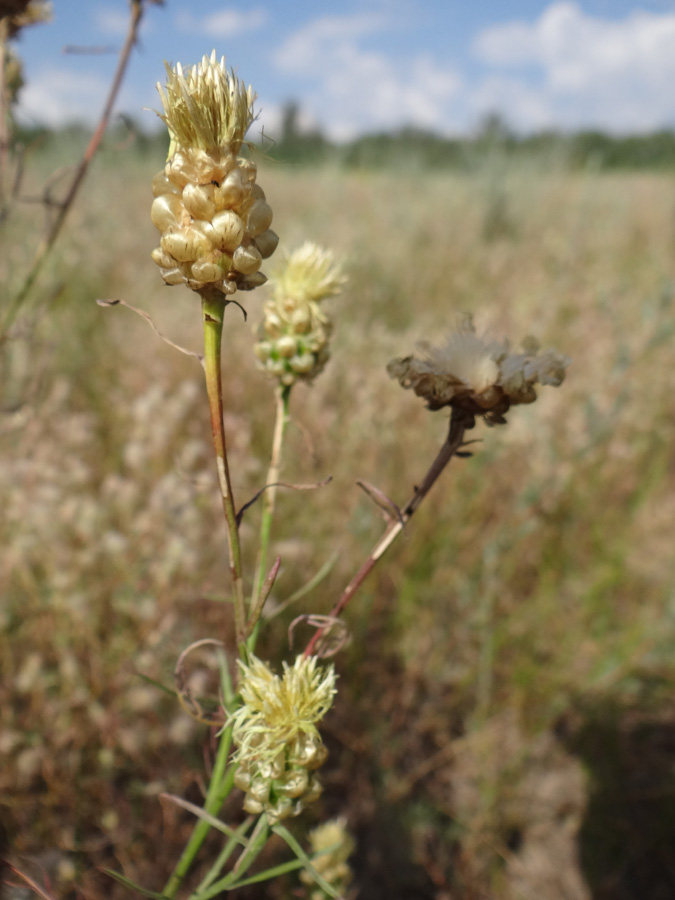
left=2, top=138, right=675, bottom=899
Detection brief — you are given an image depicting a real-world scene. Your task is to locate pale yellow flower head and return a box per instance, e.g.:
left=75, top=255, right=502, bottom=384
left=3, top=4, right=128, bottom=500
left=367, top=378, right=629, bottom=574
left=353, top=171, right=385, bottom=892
left=229, top=655, right=337, bottom=824
left=231, top=654, right=336, bottom=764
left=156, top=50, right=256, bottom=156
left=300, top=817, right=356, bottom=900
left=150, top=52, right=277, bottom=297
left=272, top=242, right=346, bottom=306
left=387, top=314, right=569, bottom=423
left=254, top=243, right=346, bottom=386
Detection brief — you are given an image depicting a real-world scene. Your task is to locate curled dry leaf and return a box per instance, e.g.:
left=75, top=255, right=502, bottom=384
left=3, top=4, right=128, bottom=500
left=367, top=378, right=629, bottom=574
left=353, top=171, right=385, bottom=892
left=174, top=638, right=226, bottom=726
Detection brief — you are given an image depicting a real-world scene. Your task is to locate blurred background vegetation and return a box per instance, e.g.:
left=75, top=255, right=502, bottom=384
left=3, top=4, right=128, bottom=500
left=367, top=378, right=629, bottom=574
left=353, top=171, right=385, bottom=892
left=16, top=106, right=675, bottom=172
left=2, top=110, right=675, bottom=900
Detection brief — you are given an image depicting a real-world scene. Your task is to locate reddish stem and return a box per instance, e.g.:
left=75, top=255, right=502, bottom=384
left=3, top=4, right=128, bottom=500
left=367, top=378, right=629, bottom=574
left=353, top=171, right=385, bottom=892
left=305, top=412, right=469, bottom=657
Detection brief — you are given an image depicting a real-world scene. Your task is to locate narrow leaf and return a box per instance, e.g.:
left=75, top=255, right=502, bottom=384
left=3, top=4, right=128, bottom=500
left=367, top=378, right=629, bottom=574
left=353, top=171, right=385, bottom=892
left=220, top=856, right=304, bottom=888
left=97, top=298, right=201, bottom=360
left=135, top=672, right=177, bottom=698
left=159, top=795, right=246, bottom=845
left=264, top=551, right=339, bottom=620
left=272, top=824, right=344, bottom=900
left=102, top=869, right=167, bottom=898
left=237, top=476, right=332, bottom=524
left=356, top=479, right=403, bottom=523
left=246, top=555, right=281, bottom=633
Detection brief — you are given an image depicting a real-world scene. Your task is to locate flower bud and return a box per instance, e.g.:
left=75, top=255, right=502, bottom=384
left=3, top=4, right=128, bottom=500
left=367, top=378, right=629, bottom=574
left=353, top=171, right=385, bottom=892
left=161, top=227, right=211, bottom=263
left=181, top=182, right=216, bottom=220
left=150, top=194, right=184, bottom=231
left=211, top=210, right=245, bottom=252
left=233, top=244, right=262, bottom=274
left=255, top=229, right=279, bottom=259
left=246, top=199, right=273, bottom=237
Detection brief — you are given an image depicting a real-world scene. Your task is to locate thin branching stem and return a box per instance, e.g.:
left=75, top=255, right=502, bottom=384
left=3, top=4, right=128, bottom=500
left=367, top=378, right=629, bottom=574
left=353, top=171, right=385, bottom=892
left=162, top=725, right=237, bottom=898
left=201, top=292, right=246, bottom=644
left=195, top=815, right=270, bottom=898
left=0, top=17, right=11, bottom=214
left=248, top=383, right=291, bottom=647
left=305, top=411, right=470, bottom=657
left=0, top=0, right=146, bottom=337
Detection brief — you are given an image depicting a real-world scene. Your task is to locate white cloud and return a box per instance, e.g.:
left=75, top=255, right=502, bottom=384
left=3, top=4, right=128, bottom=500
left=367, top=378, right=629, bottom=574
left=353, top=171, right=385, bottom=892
left=94, top=6, right=130, bottom=38
left=176, top=7, right=268, bottom=37
left=16, top=68, right=110, bottom=127
left=471, top=2, right=675, bottom=132
left=275, top=13, right=386, bottom=72
left=274, top=14, right=462, bottom=140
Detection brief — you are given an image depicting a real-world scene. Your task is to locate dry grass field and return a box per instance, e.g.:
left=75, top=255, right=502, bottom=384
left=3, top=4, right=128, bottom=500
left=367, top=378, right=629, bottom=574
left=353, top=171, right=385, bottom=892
left=2, top=140, right=675, bottom=899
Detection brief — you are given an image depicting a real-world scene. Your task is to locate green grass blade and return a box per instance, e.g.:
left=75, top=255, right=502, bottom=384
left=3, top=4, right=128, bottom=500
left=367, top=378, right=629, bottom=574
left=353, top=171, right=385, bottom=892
left=272, top=824, right=344, bottom=900
left=220, top=856, right=305, bottom=888
left=160, top=794, right=245, bottom=843
left=103, top=868, right=167, bottom=898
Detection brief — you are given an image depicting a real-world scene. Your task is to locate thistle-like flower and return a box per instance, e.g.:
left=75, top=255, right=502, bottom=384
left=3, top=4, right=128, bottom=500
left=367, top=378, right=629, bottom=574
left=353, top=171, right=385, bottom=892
left=229, top=654, right=337, bottom=824
left=300, top=817, right=356, bottom=900
left=254, top=242, right=346, bottom=387
left=150, top=51, right=278, bottom=296
left=387, top=314, right=569, bottom=423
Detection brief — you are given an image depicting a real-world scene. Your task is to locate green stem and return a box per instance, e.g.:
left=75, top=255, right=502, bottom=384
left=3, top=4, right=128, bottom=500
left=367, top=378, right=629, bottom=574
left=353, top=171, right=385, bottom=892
left=194, top=816, right=270, bottom=898
left=162, top=727, right=235, bottom=898
left=192, top=816, right=255, bottom=896
left=201, top=291, right=246, bottom=646
left=247, top=383, right=291, bottom=651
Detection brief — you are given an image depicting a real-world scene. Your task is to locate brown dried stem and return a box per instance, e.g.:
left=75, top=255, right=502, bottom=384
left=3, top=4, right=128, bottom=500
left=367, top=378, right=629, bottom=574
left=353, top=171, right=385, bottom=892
left=0, top=0, right=147, bottom=337
left=304, top=410, right=471, bottom=657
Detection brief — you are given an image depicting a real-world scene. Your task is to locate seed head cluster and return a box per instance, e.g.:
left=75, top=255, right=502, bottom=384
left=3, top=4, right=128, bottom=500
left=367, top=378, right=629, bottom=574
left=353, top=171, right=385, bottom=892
left=150, top=52, right=278, bottom=296
left=254, top=243, right=346, bottom=386
left=300, top=817, right=356, bottom=900
left=387, top=314, right=569, bottom=423
left=229, top=654, right=336, bottom=824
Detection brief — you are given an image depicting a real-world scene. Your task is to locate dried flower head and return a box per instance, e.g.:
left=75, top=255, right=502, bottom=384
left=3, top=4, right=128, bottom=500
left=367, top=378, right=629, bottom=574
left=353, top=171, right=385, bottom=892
left=150, top=51, right=278, bottom=297
left=387, top=314, right=569, bottom=423
left=254, top=243, right=346, bottom=386
left=2, top=0, right=51, bottom=39
left=2, top=0, right=50, bottom=106
left=229, top=654, right=336, bottom=823
left=300, top=817, right=356, bottom=900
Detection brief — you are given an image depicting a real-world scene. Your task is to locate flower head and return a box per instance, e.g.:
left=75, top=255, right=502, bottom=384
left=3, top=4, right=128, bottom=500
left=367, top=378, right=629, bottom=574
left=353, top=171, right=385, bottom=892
left=300, top=817, right=356, bottom=900
left=150, top=51, right=278, bottom=297
left=387, top=314, right=569, bottom=423
left=254, top=243, right=345, bottom=386
left=272, top=242, right=346, bottom=306
left=229, top=654, right=336, bottom=823
left=156, top=51, right=255, bottom=157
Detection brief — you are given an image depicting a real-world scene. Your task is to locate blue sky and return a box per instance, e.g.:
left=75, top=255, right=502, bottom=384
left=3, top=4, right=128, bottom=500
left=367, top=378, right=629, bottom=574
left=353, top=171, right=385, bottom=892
left=12, top=0, right=675, bottom=139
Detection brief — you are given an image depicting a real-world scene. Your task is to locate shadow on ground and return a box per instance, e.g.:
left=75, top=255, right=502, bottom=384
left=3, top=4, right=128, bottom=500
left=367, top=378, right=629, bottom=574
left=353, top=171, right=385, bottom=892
left=568, top=705, right=675, bottom=900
